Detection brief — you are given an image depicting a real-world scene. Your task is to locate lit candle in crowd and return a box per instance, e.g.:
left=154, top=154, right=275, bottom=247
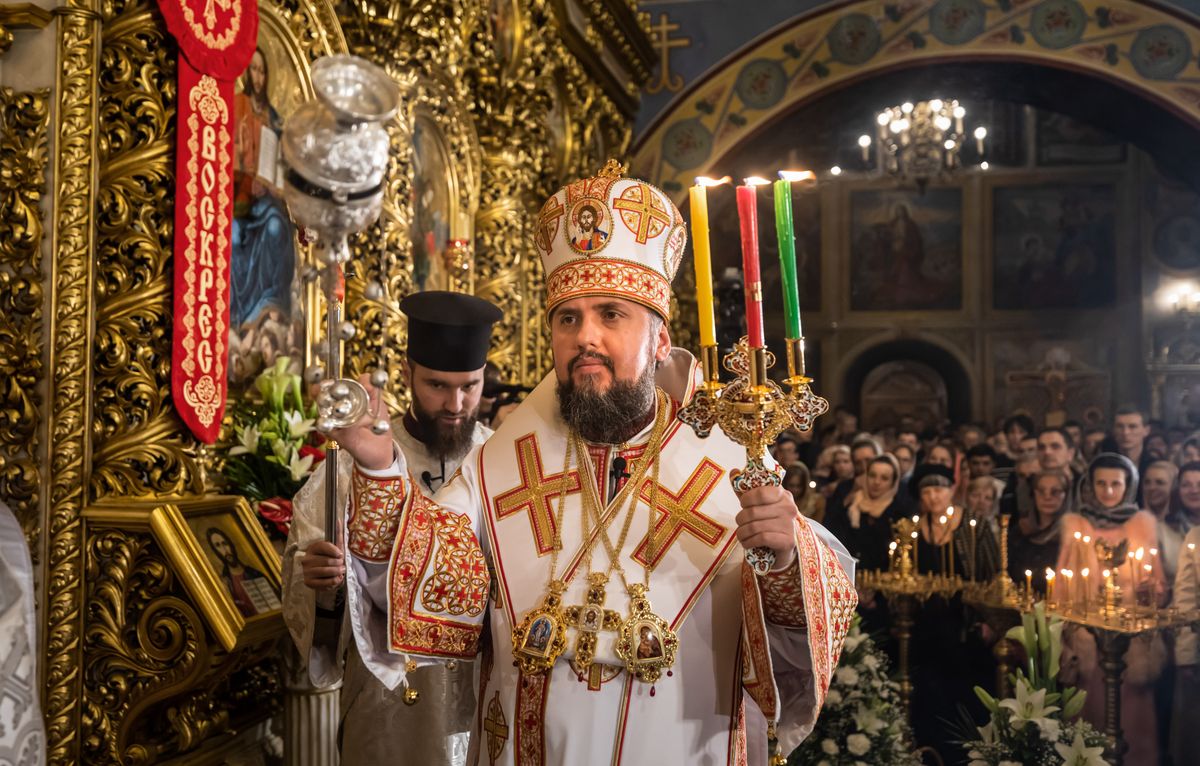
left=737, top=177, right=771, bottom=348
left=1045, top=568, right=1055, bottom=608
left=1025, top=569, right=1033, bottom=602
left=774, top=171, right=814, bottom=340
left=688, top=177, right=730, bottom=347
left=938, top=515, right=949, bottom=576
left=911, top=530, right=920, bottom=572
left=1062, top=569, right=1073, bottom=610
left=1081, top=567, right=1090, bottom=615
left=1074, top=531, right=1083, bottom=568
left=968, top=519, right=977, bottom=582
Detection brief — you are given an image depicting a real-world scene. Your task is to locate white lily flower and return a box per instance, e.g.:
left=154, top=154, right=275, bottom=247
left=287, top=450, right=314, bottom=481
left=285, top=409, right=315, bottom=439
left=229, top=424, right=260, bottom=456
left=853, top=704, right=887, bottom=735
left=976, top=721, right=997, bottom=744
left=1054, top=728, right=1107, bottom=766
left=999, top=681, right=1060, bottom=732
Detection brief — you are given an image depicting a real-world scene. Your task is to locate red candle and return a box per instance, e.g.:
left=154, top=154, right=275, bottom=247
left=737, top=178, right=769, bottom=348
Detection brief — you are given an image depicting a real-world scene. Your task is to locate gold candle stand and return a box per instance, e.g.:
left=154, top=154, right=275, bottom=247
left=678, top=336, right=829, bottom=575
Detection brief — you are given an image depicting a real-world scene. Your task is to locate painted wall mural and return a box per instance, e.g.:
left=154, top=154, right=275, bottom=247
left=633, top=0, right=1200, bottom=198
left=850, top=188, right=962, bottom=312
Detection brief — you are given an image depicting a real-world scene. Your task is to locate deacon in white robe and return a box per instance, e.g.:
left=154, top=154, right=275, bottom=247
left=329, top=165, right=856, bottom=765
left=283, top=291, right=502, bottom=766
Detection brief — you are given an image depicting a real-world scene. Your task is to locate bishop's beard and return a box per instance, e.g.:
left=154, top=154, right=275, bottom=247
left=411, top=400, right=478, bottom=462
left=557, top=350, right=657, bottom=445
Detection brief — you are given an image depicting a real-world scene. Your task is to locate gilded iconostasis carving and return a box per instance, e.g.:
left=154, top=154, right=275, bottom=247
left=0, top=0, right=650, bottom=762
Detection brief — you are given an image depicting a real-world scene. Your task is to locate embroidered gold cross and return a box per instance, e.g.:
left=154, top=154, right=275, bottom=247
left=613, top=184, right=672, bottom=244
left=494, top=434, right=582, bottom=555
left=633, top=459, right=727, bottom=569
left=484, top=692, right=508, bottom=763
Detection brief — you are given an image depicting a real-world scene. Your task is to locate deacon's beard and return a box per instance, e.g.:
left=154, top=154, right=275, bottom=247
left=557, top=350, right=657, bottom=445
left=411, top=401, right=479, bottom=462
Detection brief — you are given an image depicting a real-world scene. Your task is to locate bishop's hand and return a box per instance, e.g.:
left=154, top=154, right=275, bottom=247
left=317, top=374, right=395, bottom=471
left=734, top=485, right=799, bottom=571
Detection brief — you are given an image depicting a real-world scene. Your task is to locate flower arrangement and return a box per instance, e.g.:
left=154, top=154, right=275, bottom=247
left=221, top=357, right=323, bottom=540
left=789, top=616, right=921, bottom=766
left=963, top=603, right=1109, bottom=766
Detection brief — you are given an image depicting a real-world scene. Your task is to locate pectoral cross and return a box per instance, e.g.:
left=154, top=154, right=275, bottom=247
left=565, top=573, right=621, bottom=687
left=646, top=13, right=691, bottom=95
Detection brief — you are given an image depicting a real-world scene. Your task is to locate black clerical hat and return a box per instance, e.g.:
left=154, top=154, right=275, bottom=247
left=399, top=291, right=502, bottom=372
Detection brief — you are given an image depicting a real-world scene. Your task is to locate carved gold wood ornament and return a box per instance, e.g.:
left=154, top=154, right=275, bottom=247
left=35, top=0, right=650, bottom=762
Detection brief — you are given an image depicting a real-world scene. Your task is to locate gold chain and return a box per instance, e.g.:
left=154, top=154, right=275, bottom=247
left=571, top=388, right=670, bottom=590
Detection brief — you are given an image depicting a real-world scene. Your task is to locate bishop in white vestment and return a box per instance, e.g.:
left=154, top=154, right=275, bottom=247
left=332, top=164, right=857, bottom=765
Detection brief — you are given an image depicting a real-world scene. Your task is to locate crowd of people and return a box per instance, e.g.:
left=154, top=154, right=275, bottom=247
left=772, top=405, right=1200, bottom=766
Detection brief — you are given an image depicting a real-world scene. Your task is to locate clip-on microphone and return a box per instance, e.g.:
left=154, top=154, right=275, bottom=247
left=421, top=459, right=446, bottom=492
left=608, top=455, right=630, bottom=501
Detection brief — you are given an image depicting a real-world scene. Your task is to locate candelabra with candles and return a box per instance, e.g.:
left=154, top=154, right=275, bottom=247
left=1037, top=538, right=1200, bottom=765
left=856, top=515, right=963, bottom=600
left=678, top=172, right=828, bottom=577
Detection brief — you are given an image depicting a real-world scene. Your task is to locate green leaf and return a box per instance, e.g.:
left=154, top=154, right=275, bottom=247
left=1063, top=688, right=1086, bottom=718
left=974, top=686, right=999, bottom=713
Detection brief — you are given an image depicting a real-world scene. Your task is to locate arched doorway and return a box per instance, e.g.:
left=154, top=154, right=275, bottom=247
left=842, top=340, right=971, bottom=431
left=860, top=361, right=947, bottom=432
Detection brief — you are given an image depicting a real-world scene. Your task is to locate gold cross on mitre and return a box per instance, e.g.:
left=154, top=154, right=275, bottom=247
left=597, top=158, right=627, bottom=178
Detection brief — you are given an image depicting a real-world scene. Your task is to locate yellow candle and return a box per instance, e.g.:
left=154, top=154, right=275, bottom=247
left=689, top=177, right=729, bottom=347
left=1045, top=568, right=1055, bottom=608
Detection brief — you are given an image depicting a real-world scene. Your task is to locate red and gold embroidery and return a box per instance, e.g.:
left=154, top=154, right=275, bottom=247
left=484, top=691, right=508, bottom=765
left=613, top=182, right=672, bottom=244
left=534, top=196, right=564, bottom=254
left=388, top=491, right=486, bottom=658
left=349, top=469, right=406, bottom=562
left=794, top=518, right=858, bottom=708
left=545, top=258, right=671, bottom=320
left=514, top=671, right=550, bottom=766
left=421, top=509, right=488, bottom=617
left=493, top=434, right=582, bottom=555
left=758, top=555, right=806, bottom=629
left=632, top=459, right=727, bottom=569
left=739, top=561, right=778, bottom=720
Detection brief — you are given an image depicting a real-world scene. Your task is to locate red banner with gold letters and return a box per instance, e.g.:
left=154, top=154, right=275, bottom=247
left=158, top=0, right=257, bottom=442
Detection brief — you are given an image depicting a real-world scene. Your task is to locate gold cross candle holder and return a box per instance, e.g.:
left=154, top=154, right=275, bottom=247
left=679, top=336, right=829, bottom=575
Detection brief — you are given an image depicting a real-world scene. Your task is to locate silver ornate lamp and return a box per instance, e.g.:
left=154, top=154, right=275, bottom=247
left=281, top=54, right=399, bottom=539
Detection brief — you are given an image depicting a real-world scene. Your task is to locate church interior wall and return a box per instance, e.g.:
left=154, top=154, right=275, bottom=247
left=634, top=0, right=1200, bottom=431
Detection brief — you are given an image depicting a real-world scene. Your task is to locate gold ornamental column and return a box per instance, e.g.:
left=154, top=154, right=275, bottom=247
left=44, top=1, right=100, bottom=761
left=469, top=21, right=557, bottom=386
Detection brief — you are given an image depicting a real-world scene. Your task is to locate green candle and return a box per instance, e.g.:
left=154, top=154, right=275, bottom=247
left=773, top=174, right=804, bottom=339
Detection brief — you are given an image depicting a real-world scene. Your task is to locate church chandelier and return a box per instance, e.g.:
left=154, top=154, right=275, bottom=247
left=852, top=99, right=988, bottom=190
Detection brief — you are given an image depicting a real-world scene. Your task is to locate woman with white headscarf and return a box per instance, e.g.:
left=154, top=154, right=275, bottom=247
left=1056, top=453, right=1165, bottom=766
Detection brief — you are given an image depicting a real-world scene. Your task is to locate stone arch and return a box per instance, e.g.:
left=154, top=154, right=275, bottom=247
left=633, top=0, right=1200, bottom=197
left=837, top=334, right=976, bottom=426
